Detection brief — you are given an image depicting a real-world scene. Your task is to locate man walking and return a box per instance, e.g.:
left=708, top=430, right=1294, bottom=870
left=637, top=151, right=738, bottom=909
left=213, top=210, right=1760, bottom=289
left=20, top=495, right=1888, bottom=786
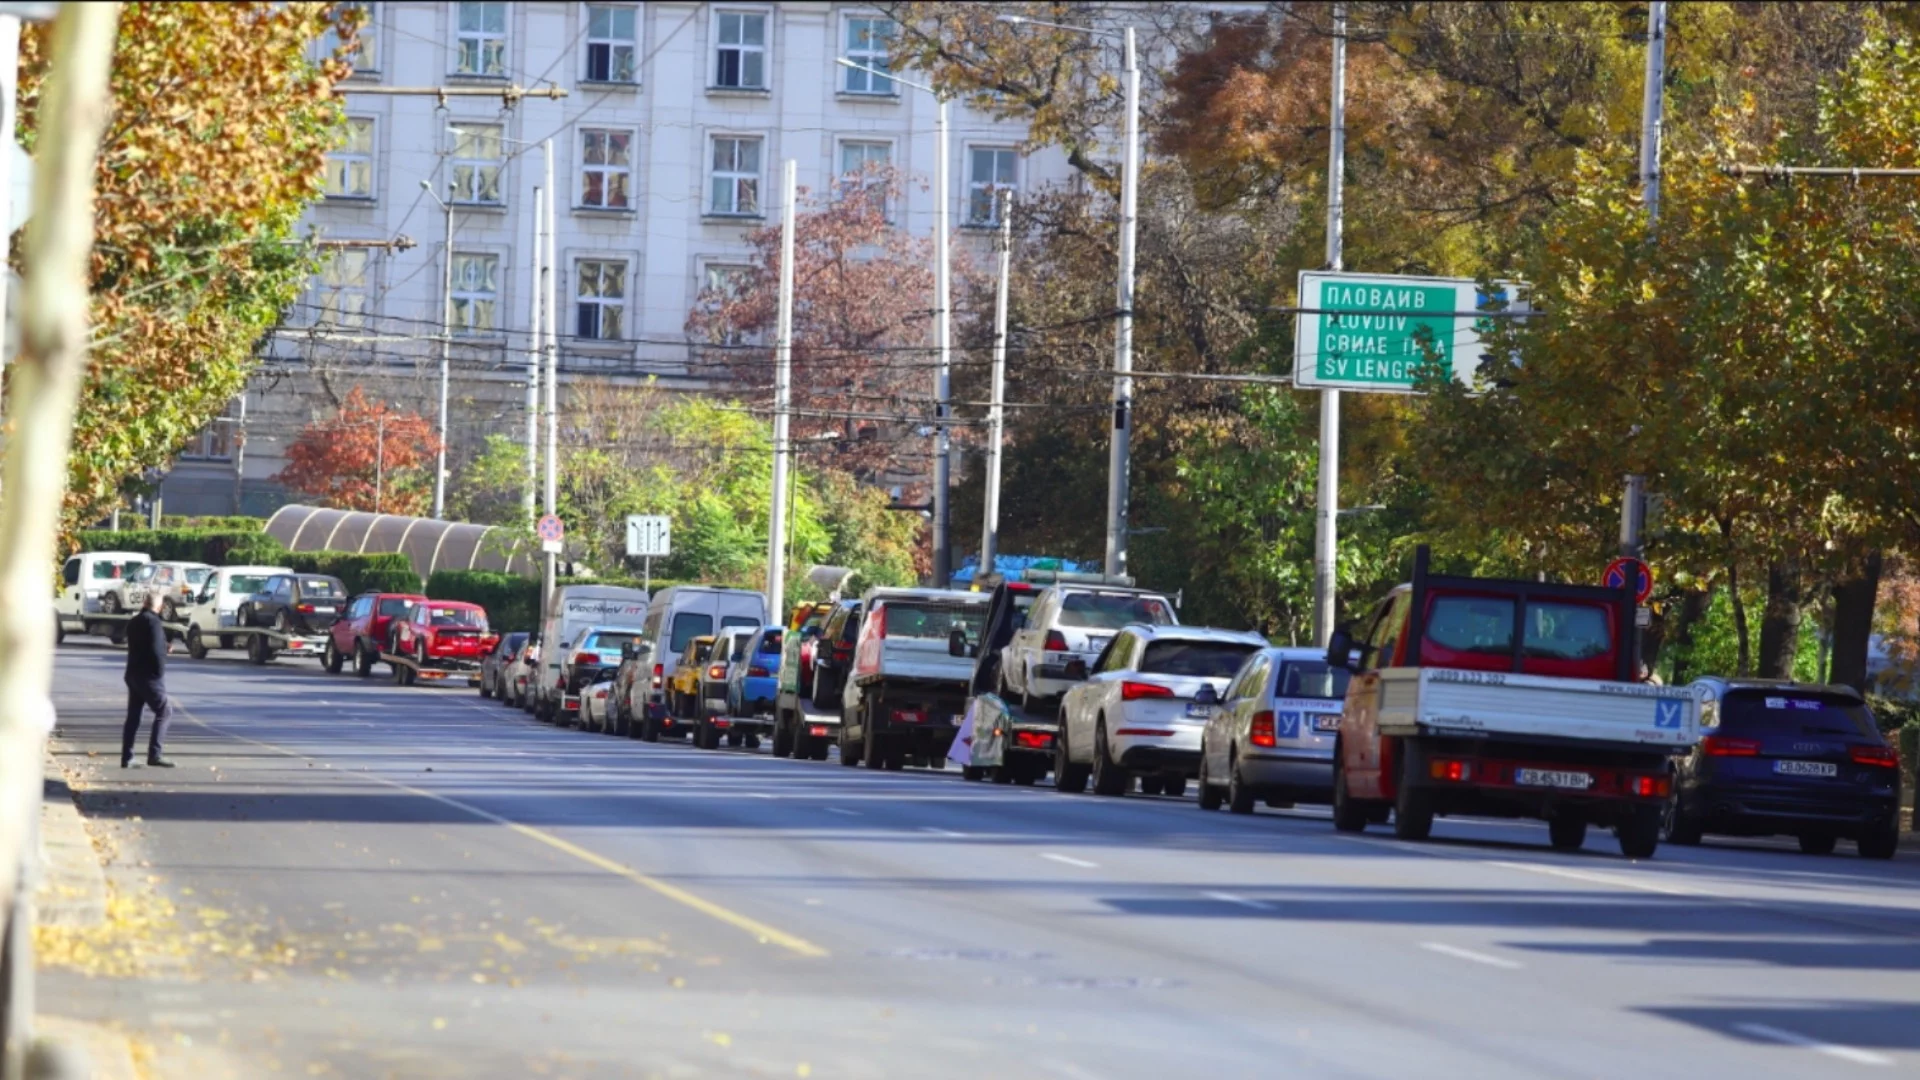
left=123, top=591, right=176, bottom=768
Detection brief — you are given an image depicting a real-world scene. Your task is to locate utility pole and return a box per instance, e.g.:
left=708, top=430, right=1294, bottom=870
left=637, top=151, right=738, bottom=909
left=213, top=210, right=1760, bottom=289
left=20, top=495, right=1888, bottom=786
left=540, top=140, right=559, bottom=618
left=432, top=184, right=453, bottom=519
left=981, top=189, right=1014, bottom=581
left=766, top=160, right=798, bottom=621
left=525, top=185, right=542, bottom=525
left=374, top=412, right=385, bottom=514
left=1311, top=4, right=1348, bottom=647
left=231, top=395, right=246, bottom=514
left=931, top=95, right=952, bottom=587
left=1640, top=0, right=1668, bottom=226
left=1104, top=25, right=1141, bottom=580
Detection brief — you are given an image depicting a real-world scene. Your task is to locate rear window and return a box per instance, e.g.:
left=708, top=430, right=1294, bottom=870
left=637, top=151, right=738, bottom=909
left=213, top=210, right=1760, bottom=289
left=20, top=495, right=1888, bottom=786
left=689, top=640, right=712, bottom=664
left=92, top=560, right=140, bottom=581
left=1058, top=592, right=1175, bottom=630
left=721, top=615, right=760, bottom=632
left=758, top=630, right=784, bottom=653
left=1423, top=596, right=1613, bottom=661
left=503, top=632, right=528, bottom=651
left=670, top=613, right=712, bottom=651
left=185, top=567, right=212, bottom=586
left=301, top=578, right=343, bottom=598
left=881, top=602, right=985, bottom=640
left=1719, top=691, right=1876, bottom=738
left=1523, top=601, right=1610, bottom=661
left=227, top=574, right=269, bottom=595
left=1425, top=596, right=1515, bottom=655
left=429, top=607, right=484, bottom=628
left=1277, top=660, right=1351, bottom=700
left=585, top=631, right=638, bottom=652
left=377, top=598, right=413, bottom=617
left=1139, top=640, right=1259, bottom=679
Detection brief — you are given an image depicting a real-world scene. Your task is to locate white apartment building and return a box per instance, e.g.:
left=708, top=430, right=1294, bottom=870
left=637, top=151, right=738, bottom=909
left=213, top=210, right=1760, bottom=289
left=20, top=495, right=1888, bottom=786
left=164, top=0, right=1089, bottom=517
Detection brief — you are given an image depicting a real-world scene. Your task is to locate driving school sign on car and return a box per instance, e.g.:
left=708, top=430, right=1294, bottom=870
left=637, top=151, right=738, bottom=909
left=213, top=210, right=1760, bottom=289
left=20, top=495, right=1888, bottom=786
left=1292, top=271, right=1524, bottom=392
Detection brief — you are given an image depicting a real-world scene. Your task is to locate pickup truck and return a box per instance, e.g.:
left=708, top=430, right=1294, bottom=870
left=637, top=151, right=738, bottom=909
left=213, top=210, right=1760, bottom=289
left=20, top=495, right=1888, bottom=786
left=772, top=608, right=837, bottom=760
left=1328, top=547, right=1698, bottom=859
left=839, top=587, right=990, bottom=771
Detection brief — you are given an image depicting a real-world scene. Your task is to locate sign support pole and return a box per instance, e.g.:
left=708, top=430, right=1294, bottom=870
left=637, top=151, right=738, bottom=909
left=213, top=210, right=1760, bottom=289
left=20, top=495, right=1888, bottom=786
left=1312, top=4, right=1348, bottom=648
left=766, top=160, right=797, bottom=621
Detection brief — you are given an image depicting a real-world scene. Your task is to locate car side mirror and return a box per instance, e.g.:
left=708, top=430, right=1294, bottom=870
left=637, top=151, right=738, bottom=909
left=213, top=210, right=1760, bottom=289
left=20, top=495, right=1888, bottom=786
left=948, top=628, right=970, bottom=657
left=1063, top=658, right=1089, bottom=681
left=1327, top=627, right=1357, bottom=671
left=1194, top=685, right=1220, bottom=706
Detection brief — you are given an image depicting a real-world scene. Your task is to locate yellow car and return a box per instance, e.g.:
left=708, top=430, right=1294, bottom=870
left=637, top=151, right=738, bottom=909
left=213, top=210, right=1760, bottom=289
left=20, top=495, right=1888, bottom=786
left=668, top=635, right=715, bottom=719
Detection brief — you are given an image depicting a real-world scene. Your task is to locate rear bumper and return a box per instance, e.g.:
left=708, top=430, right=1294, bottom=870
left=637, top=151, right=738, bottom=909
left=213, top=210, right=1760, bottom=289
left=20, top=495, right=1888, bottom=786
left=1683, top=782, right=1900, bottom=836
left=1238, top=750, right=1335, bottom=798
left=741, top=676, right=777, bottom=706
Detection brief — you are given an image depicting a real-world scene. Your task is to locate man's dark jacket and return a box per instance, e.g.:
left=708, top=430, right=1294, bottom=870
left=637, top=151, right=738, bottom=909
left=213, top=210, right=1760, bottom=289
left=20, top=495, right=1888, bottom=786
left=124, top=609, right=167, bottom=682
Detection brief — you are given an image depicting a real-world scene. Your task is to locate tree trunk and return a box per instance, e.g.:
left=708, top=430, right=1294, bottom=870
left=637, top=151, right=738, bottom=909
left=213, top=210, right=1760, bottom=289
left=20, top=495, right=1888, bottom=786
left=1828, top=550, right=1883, bottom=694
left=1757, top=561, right=1805, bottom=679
left=1729, top=561, right=1751, bottom=676
left=1665, top=586, right=1712, bottom=685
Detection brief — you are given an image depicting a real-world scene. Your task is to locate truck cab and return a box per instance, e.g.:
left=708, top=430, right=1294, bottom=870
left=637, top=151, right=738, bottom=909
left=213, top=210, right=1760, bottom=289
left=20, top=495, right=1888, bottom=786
left=1329, top=546, right=1696, bottom=859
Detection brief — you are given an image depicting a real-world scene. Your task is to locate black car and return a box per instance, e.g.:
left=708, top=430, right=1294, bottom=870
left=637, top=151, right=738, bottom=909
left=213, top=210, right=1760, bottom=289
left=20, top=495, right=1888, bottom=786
left=480, top=632, right=529, bottom=700
left=808, top=600, right=862, bottom=708
left=239, top=573, right=349, bottom=635
left=1669, top=679, right=1901, bottom=858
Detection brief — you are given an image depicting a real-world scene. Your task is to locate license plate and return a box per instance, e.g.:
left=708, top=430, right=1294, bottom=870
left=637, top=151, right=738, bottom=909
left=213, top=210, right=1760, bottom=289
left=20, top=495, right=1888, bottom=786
left=1185, top=702, right=1211, bottom=718
left=313, top=606, right=337, bottom=614
left=1514, top=768, right=1593, bottom=790
left=1312, top=715, right=1341, bottom=732
left=1775, top=759, right=1838, bottom=777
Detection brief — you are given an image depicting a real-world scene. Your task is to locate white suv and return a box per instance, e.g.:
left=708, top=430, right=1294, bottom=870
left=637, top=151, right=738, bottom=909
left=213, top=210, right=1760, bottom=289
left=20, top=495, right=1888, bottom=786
left=103, top=560, right=212, bottom=618
left=998, top=583, right=1177, bottom=714
left=1055, top=624, right=1267, bottom=799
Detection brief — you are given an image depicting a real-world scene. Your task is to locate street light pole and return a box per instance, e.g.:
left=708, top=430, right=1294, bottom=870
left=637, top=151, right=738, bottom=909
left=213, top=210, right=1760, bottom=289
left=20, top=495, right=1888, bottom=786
left=767, top=160, right=797, bottom=621
left=1105, top=26, right=1139, bottom=580
left=1311, top=5, right=1348, bottom=647
left=433, top=187, right=453, bottom=520
left=981, top=189, right=1013, bottom=580
left=525, top=185, right=541, bottom=525
left=541, top=139, right=558, bottom=617
left=932, top=94, right=952, bottom=587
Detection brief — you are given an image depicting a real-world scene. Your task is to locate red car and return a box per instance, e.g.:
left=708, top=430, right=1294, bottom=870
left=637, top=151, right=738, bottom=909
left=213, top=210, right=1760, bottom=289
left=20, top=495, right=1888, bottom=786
left=390, top=600, right=498, bottom=669
left=326, top=591, right=427, bottom=676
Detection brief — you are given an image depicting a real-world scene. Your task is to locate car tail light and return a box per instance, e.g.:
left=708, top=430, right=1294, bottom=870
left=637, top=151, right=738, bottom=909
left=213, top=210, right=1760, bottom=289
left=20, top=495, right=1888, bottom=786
left=1429, top=758, right=1472, bottom=782
left=871, top=606, right=888, bottom=640
left=1044, top=630, right=1069, bottom=652
left=651, top=663, right=663, bottom=689
left=1249, top=711, right=1276, bottom=748
left=1119, top=680, right=1173, bottom=701
left=555, top=675, right=566, bottom=689
left=749, top=665, right=770, bottom=677
left=892, top=709, right=927, bottom=723
left=575, top=653, right=596, bottom=667
left=297, top=603, right=315, bottom=613
left=1630, top=774, right=1670, bottom=797
left=1014, top=731, right=1052, bottom=749
left=708, top=664, right=728, bottom=680
left=1702, top=735, right=1760, bottom=757
left=1850, top=744, right=1899, bottom=768
left=712, top=718, right=731, bottom=729
left=809, top=725, right=829, bottom=737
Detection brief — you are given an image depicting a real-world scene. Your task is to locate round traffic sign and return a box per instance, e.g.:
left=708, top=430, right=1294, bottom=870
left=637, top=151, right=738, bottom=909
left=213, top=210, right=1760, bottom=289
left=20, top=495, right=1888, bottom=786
left=536, top=513, right=564, bottom=543
left=1603, top=556, right=1653, bottom=604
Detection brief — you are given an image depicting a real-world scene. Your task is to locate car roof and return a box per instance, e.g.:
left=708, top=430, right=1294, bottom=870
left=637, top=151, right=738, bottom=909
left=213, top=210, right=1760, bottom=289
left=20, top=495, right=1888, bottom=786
left=364, top=591, right=428, bottom=599
left=1039, top=583, right=1167, bottom=598
left=1260, top=645, right=1333, bottom=663
left=420, top=599, right=484, bottom=609
left=152, top=560, right=213, bottom=569
left=862, top=587, right=989, bottom=604
left=81, top=551, right=148, bottom=561
left=1125, top=624, right=1268, bottom=647
left=222, top=565, right=291, bottom=576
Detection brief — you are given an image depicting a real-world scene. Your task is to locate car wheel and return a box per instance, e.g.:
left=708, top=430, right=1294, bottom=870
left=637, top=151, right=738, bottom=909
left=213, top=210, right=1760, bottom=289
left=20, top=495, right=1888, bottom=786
left=771, top=714, right=794, bottom=759
left=1091, top=721, right=1128, bottom=796
left=1226, top=757, right=1255, bottom=815
left=276, top=610, right=293, bottom=635
left=1617, top=805, right=1661, bottom=859
left=1139, top=775, right=1165, bottom=796
left=837, top=726, right=860, bottom=768
left=1332, top=750, right=1368, bottom=833
left=1662, top=795, right=1704, bottom=845
left=161, top=599, right=178, bottom=623
left=1054, top=725, right=1090, bottom=794
left=1392, top=749, right=1435, bottom=841
left=1197, top=752, right=1223, bottom=811
left=479, top=670, right=493, bottom=698
left=1857, top=818, right=1900, bottom=860
left=356, top=642, right=374, bottom=677
left=962, top=765, right=985, bottom=782
left=1548, top=814, right=1588, bottom=851
left=324, top=639, right=344, bottom=675
left=104, top=592, right=123, bottom=614
left=1162, top=776, right=1186, bottom=799
left=990, top=767, right=1014, bottom=785
left=1797, top=834, right=1837, bottom=856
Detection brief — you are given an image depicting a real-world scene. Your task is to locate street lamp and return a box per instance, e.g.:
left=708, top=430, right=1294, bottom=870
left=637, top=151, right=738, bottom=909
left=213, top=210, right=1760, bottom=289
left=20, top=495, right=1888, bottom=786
left=836, top=56, right=955, bottom=587
left=998, top=14, right=1139, bottom=581
left=417, top=179, right=454, bottom=520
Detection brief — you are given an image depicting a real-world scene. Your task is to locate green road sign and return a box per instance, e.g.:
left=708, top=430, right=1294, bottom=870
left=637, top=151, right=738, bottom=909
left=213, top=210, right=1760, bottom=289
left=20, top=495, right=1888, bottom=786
left=1293, top=271, right=1521, bottom=392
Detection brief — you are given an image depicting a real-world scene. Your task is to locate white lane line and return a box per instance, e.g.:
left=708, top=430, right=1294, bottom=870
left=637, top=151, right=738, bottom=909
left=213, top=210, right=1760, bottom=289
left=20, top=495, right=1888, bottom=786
left=1204, top=891, right=1274, bottom=912
left=919, top=826, right=966, bottom=838
left=1041, top=853, right=1098, bottom=869
left=1044, top=1060, right=1108, bottom=1080
left=1419, top=942, right=1523, bottom=970
left=1487, top=860, right=1704, bottom=898
left=1734, top=1023, right=1894, bottom=1067
left=825, top=807, right=861, bottom=817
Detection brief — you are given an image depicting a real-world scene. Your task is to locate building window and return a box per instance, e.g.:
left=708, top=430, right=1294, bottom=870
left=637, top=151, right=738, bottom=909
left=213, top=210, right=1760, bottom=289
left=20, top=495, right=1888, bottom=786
left=180, top=400, right=241, bottom=461
left=321, top=1, right=379, bottom=72
left=315, top=250, right=371, bottom=329
left=702, top=263, right=755, bottom=345
left=325, top=118, right=375, bottom=199
left=449, top=123, right=504, bottom=205
left=575, top=260, right=627, bottom=341
left=451, top=252, right=500, bottom=333
left=842, top=15, right=893, bottom=94
left=455, top=1, right=508, bottom=77
left=579, top=128, right=633, bottom=209
left=713, top=10, right=766, bottom=89
left=967, top=147, right=1018, bottom=226
left=708, top=135, right=762, bottom=216
left=584, top=4, right=636, bottom=82
left=838, top=139, right=891, bottom=214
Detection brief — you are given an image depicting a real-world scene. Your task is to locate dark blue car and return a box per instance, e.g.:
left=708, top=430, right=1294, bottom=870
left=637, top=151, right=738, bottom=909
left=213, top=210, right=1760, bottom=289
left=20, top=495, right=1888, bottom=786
left=727, top=626, right=784, bottom=718
left=1669, top=679, right=1901, bottom=858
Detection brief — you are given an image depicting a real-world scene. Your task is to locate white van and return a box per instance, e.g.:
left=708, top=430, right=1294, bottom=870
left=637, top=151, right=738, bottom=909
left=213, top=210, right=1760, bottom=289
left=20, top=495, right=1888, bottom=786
left=537, top=585, right=649, bottom=720
left=639, top=586, right=769, bottom=721
left=55, top=551, right=151, bottom=635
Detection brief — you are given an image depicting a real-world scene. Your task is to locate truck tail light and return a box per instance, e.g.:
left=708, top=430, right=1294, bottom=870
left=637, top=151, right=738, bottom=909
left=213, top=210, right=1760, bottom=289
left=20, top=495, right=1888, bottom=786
left=1249, top=711, right=1276, bottom=748
left=1014, top=731, right=1053, bottom=750
left=1850, top=744, right=1899, bottom=768
left=1044, top=630, right=1069, bottom=652
left=749, top=665, right=770, bottom=677
left=651, top=662, right=663, bottom=689
left=1119, top=680, right=1173, bottom=701
left=1702, top=735, right=1760, bottom=757
left=1630, top=774, right=1670, bottom=797
left=809, top=725, right=829, bottom=737
left=1429, top=758, right=1472, bottom=782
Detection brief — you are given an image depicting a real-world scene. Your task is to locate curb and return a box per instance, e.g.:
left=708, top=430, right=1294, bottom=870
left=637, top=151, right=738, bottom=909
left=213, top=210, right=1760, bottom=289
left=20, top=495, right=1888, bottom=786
left=36, top=760, right=106, bottom=929
left=32, top=1016, right=140, bottom=1080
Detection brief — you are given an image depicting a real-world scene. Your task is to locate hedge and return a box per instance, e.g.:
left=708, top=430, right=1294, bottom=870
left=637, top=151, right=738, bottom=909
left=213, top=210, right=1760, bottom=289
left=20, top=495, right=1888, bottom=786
left=283, top=552, right=420, bottom=596
left=157, top=515, right=263, bottom=532
left=76, top=527, right=421, bottom=595
left=77, top=528, right=266, bottom=566
left=427, top=570, right=540, bottom=632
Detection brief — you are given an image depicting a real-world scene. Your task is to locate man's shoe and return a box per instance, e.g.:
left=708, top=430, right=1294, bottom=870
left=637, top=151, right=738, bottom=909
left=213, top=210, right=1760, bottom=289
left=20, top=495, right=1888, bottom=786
left=120, top=757, right=139, bottom=769
left=146, top=756, right=176, bottom=769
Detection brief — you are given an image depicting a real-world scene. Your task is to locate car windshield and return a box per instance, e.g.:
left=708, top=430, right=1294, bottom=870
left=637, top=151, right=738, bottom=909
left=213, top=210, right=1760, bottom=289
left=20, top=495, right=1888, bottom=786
left=1139, top=640, right=1260, bottom=679
left=689, top=641, right=712, bottom=664
left=1057, top=592, right=1175, bottom=630
left=585, top=631, right=638, bottom=652
left=1277, top=660, right=1351, bottom=700
left=1719, top=690, right=1877, bottom=738
left=378, top=598, right=413, bottom=617
left=185, top=567, right=212, bottom=586
left=92, top=560, right=141, bottom=581
left=670, top=613, right=713, bottom=651
left=429, top=607, right=484, bottom=628
left=130, top=564, right=157, bottom=582
left=301, top=578, right=343, bottom=598
left=227, top=574, right=269, bottom=595
left=880, top=602, right=986, bottom=640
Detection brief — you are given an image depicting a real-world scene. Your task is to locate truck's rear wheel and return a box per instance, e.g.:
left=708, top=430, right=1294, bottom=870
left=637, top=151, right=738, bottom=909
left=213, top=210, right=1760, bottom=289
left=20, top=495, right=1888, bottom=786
left=1617, top=805, right=1661, bottom=859
left=1392, top=750, right=1434, bottom=840
left=771, top=713, right=794, bottom=758
left=185, top=625, right=207, bottom=660
left=1548, top=814, right=1588, bottom=851
left=1332, top=758, right=1367, bottom=833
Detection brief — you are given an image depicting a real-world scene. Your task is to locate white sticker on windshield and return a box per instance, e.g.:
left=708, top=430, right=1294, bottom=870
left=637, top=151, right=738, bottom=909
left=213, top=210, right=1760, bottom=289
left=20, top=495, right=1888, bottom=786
left=1790, top=699, right=1823, bottom=710
left=1764, top=697, right=1787, bottom=709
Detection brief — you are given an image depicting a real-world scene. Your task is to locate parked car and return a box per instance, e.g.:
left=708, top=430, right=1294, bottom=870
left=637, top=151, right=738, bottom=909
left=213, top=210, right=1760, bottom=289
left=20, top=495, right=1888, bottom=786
left=667, top=635, right=716, bottom=722
left=511, top=636, right=541, bottom=710
left=326, top=591, right=428, bottom=675
left=238, top=573, right=349, bottom=636
left=638, top=586, right=769, bottom=726
left=787, top=601, right=834, bottom=698
left=480, top=632, right=529, bottom=700
left=1055, top=624, right=1268, bottom=799
left=809, top=601, right=863, bottom=708
left=177, top=565, right=293, bottom=657
left=54, top=551, right=150, bottom=639
left=104, top=560, right=213, bottom=620
left=1668, top=678, right=1900, bottom=858
left=579, top=667, right=620, bottom=733
left=389, top=600, right=497, bottom=670
left=535, top=585, right=649, bottom=723
left=560, top=625, right=642, bottom=729
left=1197, top=647, right=1351, bottom=814
left=838, top=588, right=991, bottom=770
left=692, top=629, right=760, bottom=749
left=773, top=618, right=835, bottom=761
left=729, top=626, right=783, bottom=719
left=1000, top=579, right=1177, bottom=715
left=610, top=639, right=655, bottom=736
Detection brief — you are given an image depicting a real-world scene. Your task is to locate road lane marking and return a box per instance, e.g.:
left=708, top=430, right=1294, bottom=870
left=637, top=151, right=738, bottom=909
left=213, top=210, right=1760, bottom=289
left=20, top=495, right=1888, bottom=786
left=1734, top=1023, right=1893, bottom=1067
left=1204, top=891, right=1274, bottom=912
left=1419, top=942, right=1522, bottom=970
left=1041, top=853, right=1098, bottom=869
left=920, top=826, right=965, bottom=838
left=1044, top=1060, right=1108, bottom=1080
left=825, top=807, right=861, bottom=817
left=1486, top=860, right=1702, bottom=898
left=169, top=708, right=830, bottom=960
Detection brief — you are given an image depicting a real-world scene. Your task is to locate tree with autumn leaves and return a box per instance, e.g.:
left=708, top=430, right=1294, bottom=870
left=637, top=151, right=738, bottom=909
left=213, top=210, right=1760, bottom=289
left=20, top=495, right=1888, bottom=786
left=276, top=388, right=441, bottom=517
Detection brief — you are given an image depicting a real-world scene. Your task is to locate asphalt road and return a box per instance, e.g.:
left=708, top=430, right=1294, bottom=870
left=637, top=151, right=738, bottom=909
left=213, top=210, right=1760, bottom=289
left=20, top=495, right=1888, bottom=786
left=40, top=639, right=1920, bottom=1079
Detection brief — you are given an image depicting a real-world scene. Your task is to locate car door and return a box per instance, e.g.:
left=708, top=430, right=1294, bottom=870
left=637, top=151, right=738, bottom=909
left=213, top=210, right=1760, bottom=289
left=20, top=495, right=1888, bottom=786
left=57, top=557, right=81, bottom=617
left=1065, top=631, right=1127, bottom=761
left=1343, top=592, right=1409, bottom=799
left=1213, top=654, right=1265, bottom=775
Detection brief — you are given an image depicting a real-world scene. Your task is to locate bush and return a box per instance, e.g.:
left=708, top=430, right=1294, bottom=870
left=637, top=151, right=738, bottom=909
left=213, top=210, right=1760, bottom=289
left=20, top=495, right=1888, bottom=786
left=427, top=570, right=540, bottom=631
left=284, top=552, right=420, bottom=596
left=158, top=515, right=264, bottom=532
left=1900, top=724, right=1918, bottom=784
left=1869, top=694, right=1920, bottom=736
left=77, top=527, right=272, bottom=566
